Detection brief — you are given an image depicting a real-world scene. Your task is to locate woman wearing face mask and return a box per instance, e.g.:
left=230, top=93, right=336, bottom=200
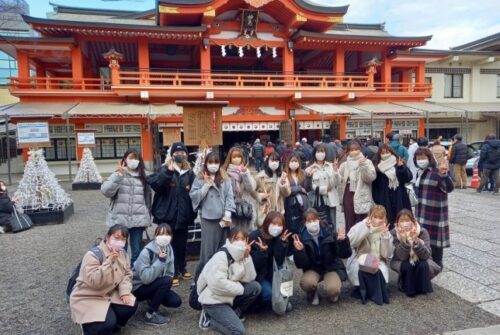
left=249, top=211, right=292, bottom=311
left=0, top=180, right=18, bottom=234
left=413, top=148, right=454, bottom=268
left=101, top=148, right=152, bottom=266
left=148, top=142, right=196, bottom=287
left=198, top=228, right=261, bottom=334
left=254, top=152, right=286, bottom=227
left=281, top=155, right=309, bottom=234
left=390, top=209, right=441, bottom=297
left=338, top=140, right=376, bottom=233
left=70, top=225, right=138, bottom=335
left=222, top=146, right=257, bottom=232
left=305, top=144, right=340, bottom=230
left=347, top=205, right=394, bottom=305
left=371, top=144, right=413, bottom=229
left=190, top=152, right=236, bottom=264
left=292, top=208, right=352, bottom=305
left=132, top=224, right=181, bottom=325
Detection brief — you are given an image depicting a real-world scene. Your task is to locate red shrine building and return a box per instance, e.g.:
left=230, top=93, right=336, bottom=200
left=0, top=0, right=444, bottom=173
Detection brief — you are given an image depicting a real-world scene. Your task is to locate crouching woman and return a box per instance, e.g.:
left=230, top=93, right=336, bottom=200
left=197, top=228, right=261, bottom=335
left=132, top=224, right=182, bottom=325
left=347, top=205, right=394, bottom=305
left=70, top=224, right=137, bottom=335
left=391, top=209, right=441, bottom=297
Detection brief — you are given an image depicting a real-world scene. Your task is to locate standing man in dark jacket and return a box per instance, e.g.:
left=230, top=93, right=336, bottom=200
left=323, top=135, right=337, bottom=163
left=449, top=134, right=468, bottom=189
left=252, top=139, right=265, bottom=172
left=477, top=134, right=500, bottom=194
left=147, top=142, right=197, bottom=286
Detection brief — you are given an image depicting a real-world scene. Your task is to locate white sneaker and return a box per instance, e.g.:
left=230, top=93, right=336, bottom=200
left=311, top=291, right=319, bottom=305
left=0, top=226, right=4, bottom=234
left=199, top=309, right=210, bottom=331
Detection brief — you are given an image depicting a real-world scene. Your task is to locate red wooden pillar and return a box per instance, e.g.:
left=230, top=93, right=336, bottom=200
left=200, top=42, right=211, bottom=86
left=71, top=45, right=83, bottom=89
left=138, top=39, right=150, bottom=85
left=17, top=51, right=30, bottom=88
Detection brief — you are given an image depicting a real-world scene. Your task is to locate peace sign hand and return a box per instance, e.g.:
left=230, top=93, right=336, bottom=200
left=203, top=172, right=213, bottom=185
left=117, top=162, right=126, bottom=175
left=333, top=159, right=339, bottom=172
left=397, top=157, right=404, bottom=167
left=255, top=237, right=268, bottom=251
left=439, top=161, right=449, bottom=176
left=165, top=157, right=174, bottom=171
left=292, top=234, right=304, bottom=251
left=281, top=229, right=293, bottom=242
left=337, top=227, right=346, bottom=241
left=245, top=239, right=255, bottom=258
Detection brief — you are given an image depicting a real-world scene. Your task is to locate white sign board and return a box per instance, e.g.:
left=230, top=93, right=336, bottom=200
left=17, top=122, right=50, bottom=144
left=77, top=132, right=96, bottom=145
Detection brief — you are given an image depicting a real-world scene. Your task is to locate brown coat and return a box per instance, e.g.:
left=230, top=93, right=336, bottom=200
left=253, top=171, right=286, bottom=227
left=70, top=241, right=136, bottom=324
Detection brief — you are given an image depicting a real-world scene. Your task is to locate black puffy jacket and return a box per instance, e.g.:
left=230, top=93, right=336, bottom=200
left=147, top=166, right=196, bottom=230
left=450, top=142, right=468, bottom=165
left=293, top=226, right=352, bottom=280
left=480, top=140, right=500, bottom=170
left=249, top=229, right=289, bottom=281
left=0, top=193, right=14, bottom=227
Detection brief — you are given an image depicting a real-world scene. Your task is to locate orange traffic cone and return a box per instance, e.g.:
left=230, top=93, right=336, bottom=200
left=470, top=167, right=480, bottom=189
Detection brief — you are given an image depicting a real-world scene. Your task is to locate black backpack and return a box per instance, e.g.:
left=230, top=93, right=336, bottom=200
left=66, top=246, right=104, bottom=303
left=189, top=247, right=233, bottom=310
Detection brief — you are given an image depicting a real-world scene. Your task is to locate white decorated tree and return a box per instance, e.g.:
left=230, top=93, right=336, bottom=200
left=73, top=147, right=103, bottom=184
left=14, top=149, right=72, bottom=211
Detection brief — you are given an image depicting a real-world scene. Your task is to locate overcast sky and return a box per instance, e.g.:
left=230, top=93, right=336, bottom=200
left=26, top=0, right=500, bottom=50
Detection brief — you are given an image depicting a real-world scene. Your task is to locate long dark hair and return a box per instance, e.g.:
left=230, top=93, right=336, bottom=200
left=260, top=211, right=286, bottom=237
left=121, top=148, right=147, bottom=188
left=263, top=152, right=282, bottom=178
left=308, top=143, right=327, bottom=167
left=202, top=151, right=227, bottom=187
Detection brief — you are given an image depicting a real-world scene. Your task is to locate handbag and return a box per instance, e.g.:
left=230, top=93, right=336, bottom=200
left=10, top=209, right=34, bottom=233
left=308, top=188, right=332, bottom=226
left=271, top=258, right=294, bottom=315
left=358, top=254, right=380, bottom=274
left=405, top=184, right=418, bottom=207
left=234, top=199, right=253, bottom=221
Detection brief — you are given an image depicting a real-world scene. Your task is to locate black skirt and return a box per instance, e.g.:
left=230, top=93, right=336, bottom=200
left=352, top=270, right=389, bottom=305
left=399, top=260, right=433, bottom=297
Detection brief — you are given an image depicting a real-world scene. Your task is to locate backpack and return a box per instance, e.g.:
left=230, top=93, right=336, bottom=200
left=189, top=247, right=233, bottom=310
left=66, top=246, right=104, bottom=303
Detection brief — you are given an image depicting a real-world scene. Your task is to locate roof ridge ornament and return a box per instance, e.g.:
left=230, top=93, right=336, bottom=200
left=244, top=0, right=274, bottom=8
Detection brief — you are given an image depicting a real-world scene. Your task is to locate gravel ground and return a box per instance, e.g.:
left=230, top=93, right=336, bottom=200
left=0, top=182, right=499, bottom=335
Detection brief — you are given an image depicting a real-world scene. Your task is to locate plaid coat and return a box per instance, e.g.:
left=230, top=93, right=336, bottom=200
left=415, top=168, right=454, bottom=248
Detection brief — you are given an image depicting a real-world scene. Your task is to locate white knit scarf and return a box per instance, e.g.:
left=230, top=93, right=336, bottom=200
left=377, top=155, right=399, bottom=190
left=346, top=152, right=363, bottom=192
left=368, top=225, right=384, bottom=256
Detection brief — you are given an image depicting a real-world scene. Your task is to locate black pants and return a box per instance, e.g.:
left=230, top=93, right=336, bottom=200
left=82, top=302, right=137, bottom=335
left=399, top=261, right=433, bottom=297
left=431, top=246, right=444, bottom=268
left=133, top=276, right=182, bottom=313
left=172, top=228, right=188, bottom=275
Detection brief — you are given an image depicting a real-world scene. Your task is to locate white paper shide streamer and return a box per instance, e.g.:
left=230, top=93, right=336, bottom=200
left=73, top=148, right=103, bottom=184
left=14, top=149, right=73, bottom=211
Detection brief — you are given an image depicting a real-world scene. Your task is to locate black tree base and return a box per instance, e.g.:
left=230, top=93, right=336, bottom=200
left=25, top=203, right=75, bottom=225
left=72, top=182, right=102, bottom=191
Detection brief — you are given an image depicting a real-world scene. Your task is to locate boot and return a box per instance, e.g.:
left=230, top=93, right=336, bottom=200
left=431, top=246, right=444, bottom=269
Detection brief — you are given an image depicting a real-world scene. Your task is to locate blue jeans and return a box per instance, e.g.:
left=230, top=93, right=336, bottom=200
left=259, top=279, right=272, bottom=305
left=255, top=157, right=263, bottom=172
left=129, top=227, right=145, bottom=266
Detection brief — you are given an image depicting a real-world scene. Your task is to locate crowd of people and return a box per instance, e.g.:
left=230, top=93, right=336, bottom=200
left=61, top=132, right=499, bottom=335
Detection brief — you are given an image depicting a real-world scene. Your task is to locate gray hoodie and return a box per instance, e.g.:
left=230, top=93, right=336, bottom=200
left=132, top=240, right=175, bottom=291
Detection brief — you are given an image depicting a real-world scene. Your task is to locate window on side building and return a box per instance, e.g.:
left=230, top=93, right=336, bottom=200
left=497, top=74, right=500, bottom=98
left=444, top=74, right=463, bottom=98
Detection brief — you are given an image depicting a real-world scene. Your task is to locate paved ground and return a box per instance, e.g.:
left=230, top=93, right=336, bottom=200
left=0, top=178, right=500, bottom=335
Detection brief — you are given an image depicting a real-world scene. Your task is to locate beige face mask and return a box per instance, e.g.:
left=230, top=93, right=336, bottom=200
left=231, top=156, right=242, bottom=165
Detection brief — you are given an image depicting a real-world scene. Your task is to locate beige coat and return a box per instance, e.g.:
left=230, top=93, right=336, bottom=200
left=338, top=159, right=376, bottom=214
left=70, top=241, right=136, bottom=324
left=254, top=171, right=286, bottom=226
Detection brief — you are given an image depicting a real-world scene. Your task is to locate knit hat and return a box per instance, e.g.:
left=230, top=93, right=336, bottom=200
left=171, top=142, right=187, bottom=154
left=392, top=134, right=401, bottom=141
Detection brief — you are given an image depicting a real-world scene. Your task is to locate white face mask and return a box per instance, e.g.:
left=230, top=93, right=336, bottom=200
left=231, top=157, right=242, bottom=165
left=268, top=224, right=283, bottom=237
left=269, top=161, right=280, bottom=171
left=381, top=153, right=392, bottom=161
left=126, top=159, right=139, bottom=170
left=306, top=220, right=320, bottom=235
left=156, top=235, right=172, bottom=247
left=289, top=162, right=299, bottom=171
left=207, top=164, right=220, bottom=174
left=227, top=240, right=247, bottom=261
left=399, top=221, right=413, bottom=232
left=349, top=150, right=361, bottom=157
left=416, top=159, right=429, bottom=169
left=315, top=152, right=326, bottom=161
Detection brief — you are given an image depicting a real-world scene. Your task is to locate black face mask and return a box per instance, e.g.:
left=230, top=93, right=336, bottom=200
left=174, top=155, right=186, bottom=164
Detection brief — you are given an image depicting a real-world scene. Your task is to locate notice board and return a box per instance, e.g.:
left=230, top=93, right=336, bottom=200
left=182, top=106, right=223, bottom=146
left=16, top=122, right=51, bottom=148
left=162, top=128, right=181, bottom=146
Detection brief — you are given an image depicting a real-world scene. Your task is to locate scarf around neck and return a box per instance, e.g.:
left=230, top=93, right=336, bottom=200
left=368, top=225, right=384, bottom=256
left=227, top=164, right=243, bottom=197
left=377, top=155, right=399, bottom=190
left=346, top=152, right=363, bottom=192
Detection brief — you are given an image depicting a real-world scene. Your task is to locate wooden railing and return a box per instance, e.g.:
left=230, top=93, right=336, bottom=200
left=8, top=71, right=432, bottom=94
